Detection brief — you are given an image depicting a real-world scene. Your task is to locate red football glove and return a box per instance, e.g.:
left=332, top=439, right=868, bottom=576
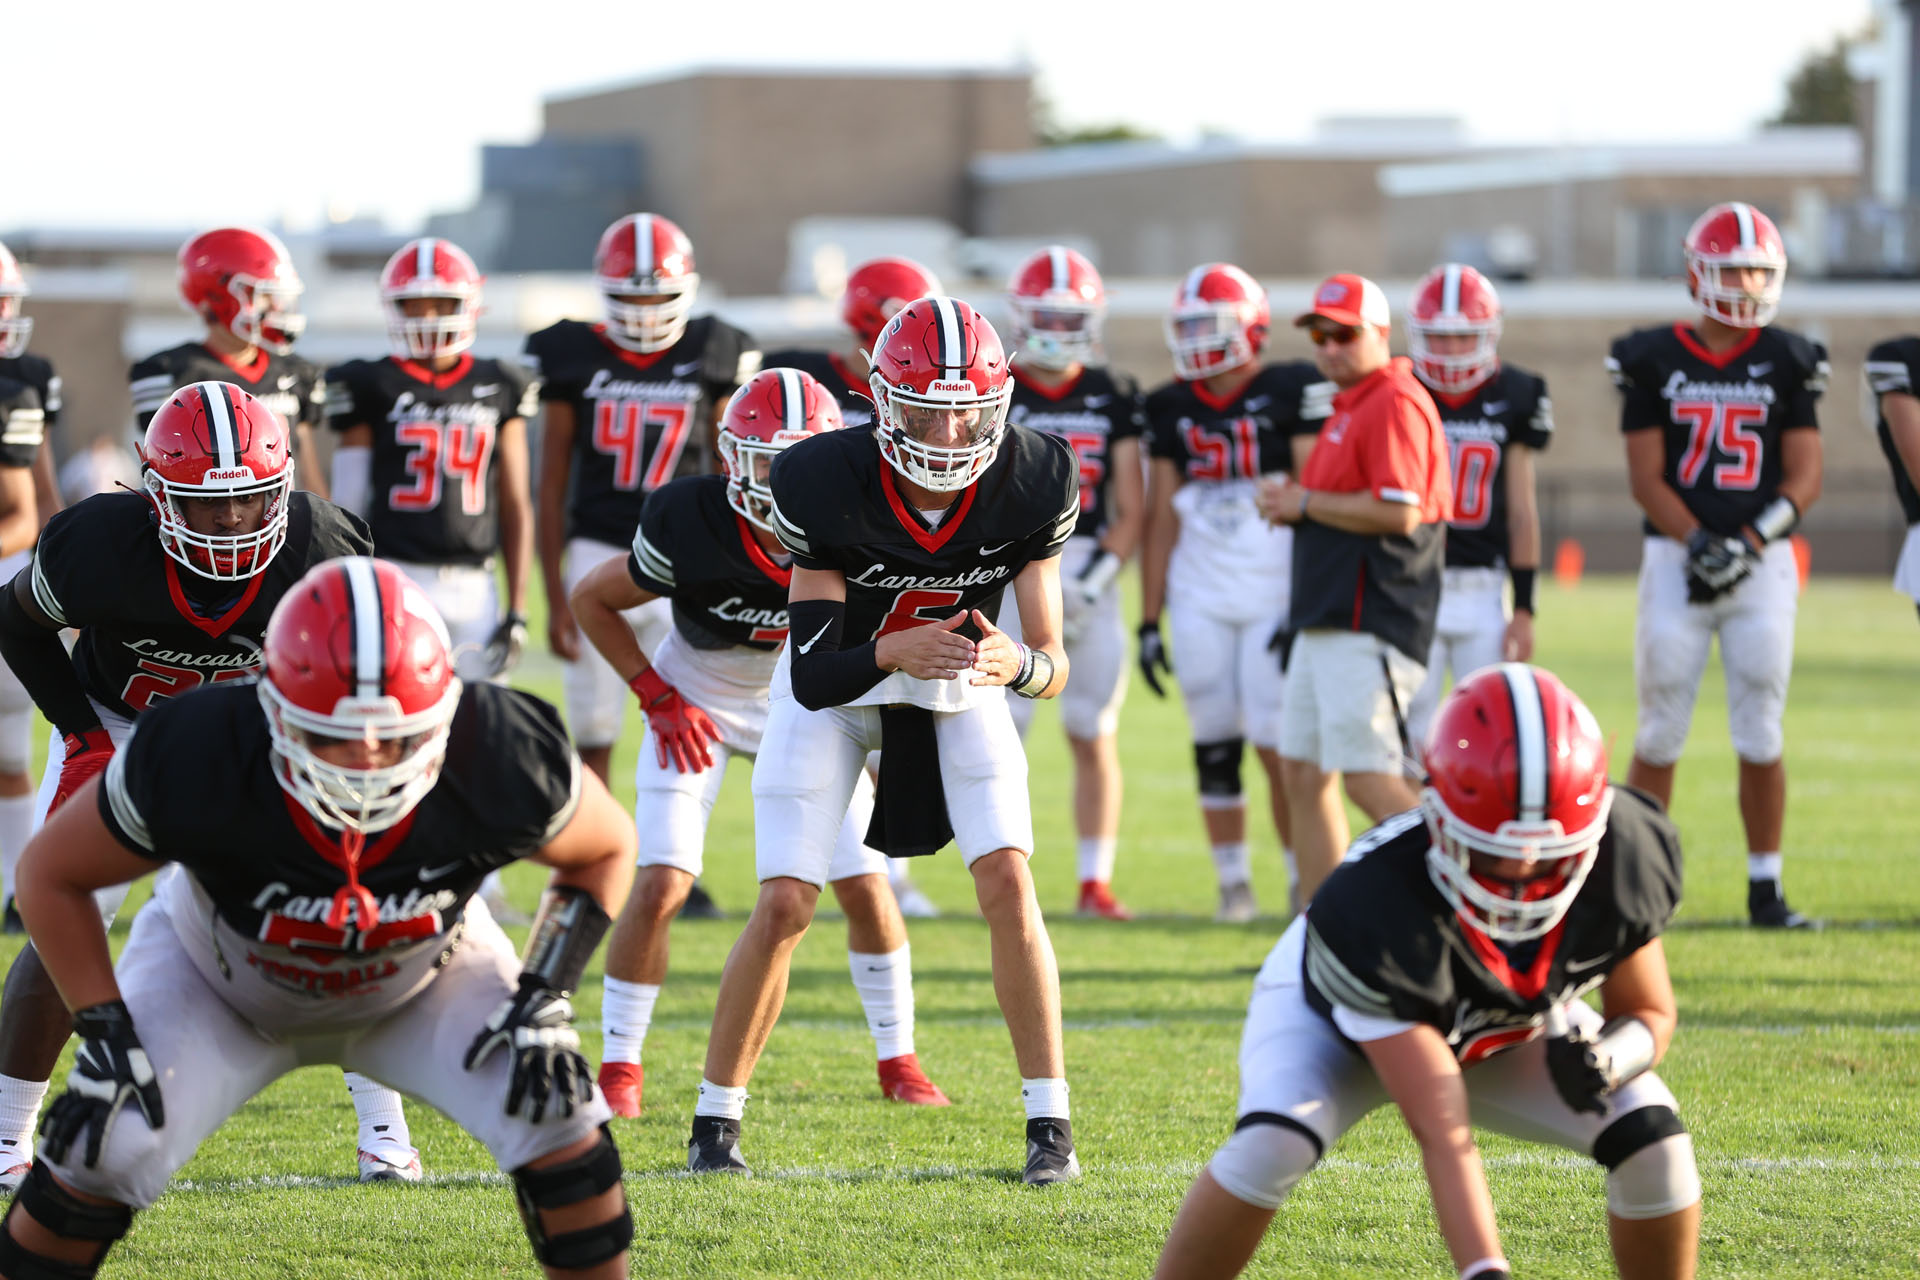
left=628, top=669, right=718, bottom=774
left=51, top=729, right=115, bottom=814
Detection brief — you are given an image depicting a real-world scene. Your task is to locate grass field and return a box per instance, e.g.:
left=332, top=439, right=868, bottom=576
left=8, top=576, right=1919, bottom=1277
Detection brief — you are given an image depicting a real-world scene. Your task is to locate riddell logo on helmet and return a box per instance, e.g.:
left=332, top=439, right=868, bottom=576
left=203, top=467, right=258, bottom=483
left=928, top=380, right=973, bottom=393
left=1318, top=284, right=1348, bottom=304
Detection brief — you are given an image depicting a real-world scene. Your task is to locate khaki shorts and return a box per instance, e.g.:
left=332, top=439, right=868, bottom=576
left=1277, top=630, right=1424, bottom=774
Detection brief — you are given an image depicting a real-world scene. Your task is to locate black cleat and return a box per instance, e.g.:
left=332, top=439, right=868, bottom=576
left=1748, top=880, right=1816, bottom=930
left=687, top=1116, right=752, bottom=1176
left=1022, top=1117, right=1081, bottom=1186
left=678, top=881, right=724, bottom=920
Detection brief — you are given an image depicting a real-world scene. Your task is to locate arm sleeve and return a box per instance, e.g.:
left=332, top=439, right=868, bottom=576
left=0, top=574, right=98, bottom=736
left=785, top=597, right=887, bottom=711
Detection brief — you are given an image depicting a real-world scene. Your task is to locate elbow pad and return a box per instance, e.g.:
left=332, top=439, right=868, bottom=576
left=786, top=597, right=886, bottom=711
left=330, top=446, right=372, bottom=519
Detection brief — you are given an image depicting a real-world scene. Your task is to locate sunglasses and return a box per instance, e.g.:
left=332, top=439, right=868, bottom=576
left=1308, top=324, right=1362, bottom=347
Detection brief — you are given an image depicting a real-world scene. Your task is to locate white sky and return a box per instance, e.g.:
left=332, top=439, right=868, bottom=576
left=13, top=0, right=1874, bottom=234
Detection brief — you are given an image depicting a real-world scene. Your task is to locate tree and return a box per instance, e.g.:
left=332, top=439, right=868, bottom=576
left=1769, top=31, right=1863, bottom=126
left=1030, top=90, right=1160, bottom=148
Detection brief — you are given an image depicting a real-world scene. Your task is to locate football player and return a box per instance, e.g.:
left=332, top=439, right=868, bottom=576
left=686, top=297, right=1082, bottom=1184
left=1403, top=265, right=1552, bottom=755
left=1608, top=202, right=1825, bottom=930
left=1863, top=336, right=1920, bottom=620
left=572, top=368, right=947, bottom=1117
left=996, top=246, right=1144, bottom=919
left=1154, top=664, right=1700, bottom=1280
left=762, top=255, right=945, bottom=919
left=1139, top=263, right=1333, bottom=922
left=129, top=227, right=328, bottom=496
left=0, top=557, right=636, bottom=1280
left=0, top=383, right=425, bottom=1190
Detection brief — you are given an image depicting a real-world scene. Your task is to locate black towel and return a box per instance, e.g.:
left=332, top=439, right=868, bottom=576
left=865, top=705, right=953, bottom=858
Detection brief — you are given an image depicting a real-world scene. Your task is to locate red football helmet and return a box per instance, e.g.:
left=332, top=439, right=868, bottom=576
left=381, top=237, right=482, bottom=361
left=841, top=257, right=944, bottom=353
left=868, top=296, right=1014, bottom=493
left=1407, top=263, right=1503, bottom=394
left=1006, top=245, right=1106, bottom=372
left=0, top=240, right=30, bottom=361
left=1684, top=201, right=1786, bottom=329
left=719, top=367, right=846, bottom=530
left=1421, top=664, right=1613, bottom=943
left=177, top=227, right=306, bottom=355
left=141, top=381, right=295, bottom=581
left=260, top=557, right=460, bottom=848
left=1164, top=263, right=1269, bottom=380
left=593, top=213, right=698, bottom=353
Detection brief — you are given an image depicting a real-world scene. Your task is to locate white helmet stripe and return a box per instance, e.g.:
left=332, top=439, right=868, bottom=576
left=1050, top=245, right=1069, bottom=293
left=1503, top=664, right=1548, bottom=823
left=1732, top=202, right=1756, bottom=248
left=633, top=214, right=654, bottom=277
left=1180, top=265, right=1209, bottom=304
left=778, top=368, right=804, bottom=432
left=932, top=296, right=964, bottom=370
left=344, top=558, right=385, bottom=701
left=416, top=237, right=436, bottom=282
left=1442, top=263, right=1462, bottom=317
left=199, top=383, right=238, bottom=470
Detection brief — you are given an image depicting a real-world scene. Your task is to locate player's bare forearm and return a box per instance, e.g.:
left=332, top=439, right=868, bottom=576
left=30, top=439, right=61, bottom=524
left=1625, top=428, right=1697, bottom=540
left=1885, top=394, right=1920, bottom=500
left=532, top=767, right=636, bottom=918
left=535, top=405, right=574, bottom=601
left=1505, top=445, right=1540, bottom=571
left=496, top=419, right=535, bottom=615
left=570, top=557, right=656, bottom=683
left=1005, top=559, right=1069, bottom=698
left=1302, top=488, right=1421, bottom=537
left=1599, top=937, right=1679, bottom=1061
left=0, top=467, right=36, bottom=557
left=1775, top=426, right=1823, bottom=518
left=1101, top=438, right=1146, bottom=562
left=1141, top=458, right=1180, bottom=622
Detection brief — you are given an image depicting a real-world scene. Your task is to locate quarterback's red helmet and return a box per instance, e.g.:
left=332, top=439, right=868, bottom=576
left=719, top=368, right=846, bottom=530
left=841, top=257, right=944, bottom=353
left=593, top=213, right=698, bottom=353
left=141, top=381, right=295, bottom=581
left=380, top=237, right=482, bottom=361
left=177, top=227, right=306, bottom=355
left=1407, top=263, right=1503, bottom=394
left=1684, top=202, right=1786, bottom=329
left=868, top=296, right=1014, bottom=493
left=0, top=240, right=30, bottom=361
left=1165, top=263, right=1268, bottom=380
left=1006, top=245, right=1106, bottom=371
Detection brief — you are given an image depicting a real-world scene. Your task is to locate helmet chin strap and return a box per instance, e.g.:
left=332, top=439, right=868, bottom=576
left=324, top=827, right=380, bottom=932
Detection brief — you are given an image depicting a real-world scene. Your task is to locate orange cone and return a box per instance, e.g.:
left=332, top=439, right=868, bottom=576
left=1553, top=538, right=1585, bottom=589
left=1790, top=534, right=1811, bottom=591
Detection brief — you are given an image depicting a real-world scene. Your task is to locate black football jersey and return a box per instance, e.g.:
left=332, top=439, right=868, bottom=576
left=26, top=491, right=373, bottom=720
left=1145, top=361, right=1334, bottom=481
left=99, top=680, right=579, bottom=952
left=1865, top=336, right=1920, bottom=525
left=0, top=380, right=45, bottom=470
left=129, top=342, right=326, bottom=444
left=628, top=475, right=792, bottom=650
left=769, top=426, right=1079, bottom=644
left=1431, top=364, right=1553, bottom=569
left=323, top=354, right=539, bottom=565
left=0, top=353, right=60, bottom=434
left=524, top=316, right=760, bottom=547
left=760, top=349, right=875, bottom=431
left=1008, top=366, right=1144, bottom=541
left=1608, top=324, right=1827, bottom=538
left=1302, top=787, right=1683, bottom=1065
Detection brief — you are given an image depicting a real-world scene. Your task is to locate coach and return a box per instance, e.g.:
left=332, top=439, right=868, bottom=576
left=1258, top=274, right=1451, bottom=904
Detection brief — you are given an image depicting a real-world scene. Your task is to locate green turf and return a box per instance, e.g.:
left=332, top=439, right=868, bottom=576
left=10, top=575, right=1919, bottom=1276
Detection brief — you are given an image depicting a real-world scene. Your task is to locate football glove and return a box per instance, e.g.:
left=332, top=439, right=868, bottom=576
left=1136, top=621, right=1171, bottom=698
left=629, top=668, right=718, bottom=773
left=40, top=1000, right=165, bottom=1168
left=1544, top=1023, right=1612, bottom=1115
left=481, top=611, right=529, bottom=677
left=1266, top=624, right=1296, bottom=674
left=463, top=975, right=593, bottom=1123
left=49, top=728, right=114, bottom=815
left=1683, top=528, right=1758, bottom=604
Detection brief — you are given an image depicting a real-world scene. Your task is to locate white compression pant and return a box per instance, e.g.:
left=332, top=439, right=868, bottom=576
left=1405, top=566, right=1509, bottom=759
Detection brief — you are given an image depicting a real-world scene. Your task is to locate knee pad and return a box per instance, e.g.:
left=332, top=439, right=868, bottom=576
left=1195, top=738, right=1245, bottom=806
left=0, top=1161, right=135, bottom=1278
left=513, top=1125, right=633, bottom=1270
left=1206, top=1113, right=1322, bottom=1211
left=1727, top=682, right=1786, bottom=764
left=1595, top=1106, right=1700, bottom=1220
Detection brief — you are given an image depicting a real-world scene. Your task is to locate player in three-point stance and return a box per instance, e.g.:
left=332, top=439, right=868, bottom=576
left=1155, top=664, right=1700, bottom=1280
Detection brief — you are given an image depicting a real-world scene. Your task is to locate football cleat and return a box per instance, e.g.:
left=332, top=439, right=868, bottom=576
left=598, top=1061, right=643, bottom=1118
left=891, top=879, right=941, bottom=920
left=1022, top=1118, right=1081, bottom=1186
left=1749, top=881, right=1816, bottom=930
left=0, top=1162, right=28, bottom=1195
left=677, top=881, right=723, bottom=920
left=357, top=1147, right=423, bottom=1184
left=687, top=1116, right=752, bottom=1176
left=1076, top=880, right=1132, bottom=921
left=1215, top=881, right=1258, bottom=924
left=877, top=1054, right=951, bottom=1106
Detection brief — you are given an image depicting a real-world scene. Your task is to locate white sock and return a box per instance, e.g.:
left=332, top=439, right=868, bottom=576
left=1077, top=837, right=1117, bottom=884
left=1021, top=1076, right=1070, bottom=1121
left=0, top=794, right=33, bottom=907
left=1282, top=847, right=1299, bottom=891
left=696, top=1078, right=748, bottom=1120
left=1748, top=852, right=1783, bottom=882
left=0, top=1073, right=48, bottom=1167
left=343, top=1072, right=413, bottom=1155
left=849, top=945, right=915, bottom=1061
left=1210, top=842, right=1252, bottom=889
left=600, top=976, right=661, bottom=1065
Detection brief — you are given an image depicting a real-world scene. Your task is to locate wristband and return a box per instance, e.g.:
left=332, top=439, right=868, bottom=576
left=1751, top=495, right=1800, bottom=544
left=1010, top=645, right=1054, bottom=699
left=1591, top=1015, right=1658, bottom=1089
left=1509, top=566, right=1537, bottom=614
left=628, top=668, right=672, bottom=708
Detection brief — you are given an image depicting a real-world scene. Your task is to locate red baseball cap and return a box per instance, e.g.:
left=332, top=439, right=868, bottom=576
left=1295, top=273, right=1390, bottom=329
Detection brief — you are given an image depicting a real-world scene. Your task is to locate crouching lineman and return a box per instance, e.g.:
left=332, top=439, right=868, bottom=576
left=0, top=558, right=636, bottom=1279
left=570, top=367, right=948, bottom=1116
left=1154, top=664, right=1700, bottom=1280
left=687, top=298, right=1083, bottom=1183
left=0, top=383, right=425, bottom=1188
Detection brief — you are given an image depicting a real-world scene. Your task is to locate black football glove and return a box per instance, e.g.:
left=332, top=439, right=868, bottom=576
left=1136, top=621, right=1171, bottom=698
left=40, top=1000, right=165, bottom=1168
left=481, top=611, right=529, bottom=678
left=1266, top=624, right=1296, bottom=675
left=1683, top=528, right=1758, bottom=604
left=1544, top=1022, right=1612, bottom=1116
left=464, top=975, right=592, bottom=1122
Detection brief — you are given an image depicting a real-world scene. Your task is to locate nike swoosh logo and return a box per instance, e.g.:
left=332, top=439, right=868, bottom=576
left=1243, top=395, right=1271, bottom=411
left=876, top=1019, right=899, bottom=1028
left=1563, top=954, right=1609, bottom=976
left=1082, top=394, right=1110, bottom=408
left=796, top=621, right=832, bottom=654
left=1748, top=362, right=1773, bottom=377
left=420, top=861, right=467, bottom=881
left=673, top=360, right=701, bottom=376
left=473, top=383, right=499, bottom=397
left=980, top=541, right=1013, bottom=555
left=1482, top=400, right=1508, bottom=415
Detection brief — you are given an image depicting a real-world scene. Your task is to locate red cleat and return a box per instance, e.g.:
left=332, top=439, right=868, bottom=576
left=598, top=1061, right=644, bottom=1117
left=877, top=1053, right=951, bottom=1106
left=1077, top=879, right=1132, bottom=920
